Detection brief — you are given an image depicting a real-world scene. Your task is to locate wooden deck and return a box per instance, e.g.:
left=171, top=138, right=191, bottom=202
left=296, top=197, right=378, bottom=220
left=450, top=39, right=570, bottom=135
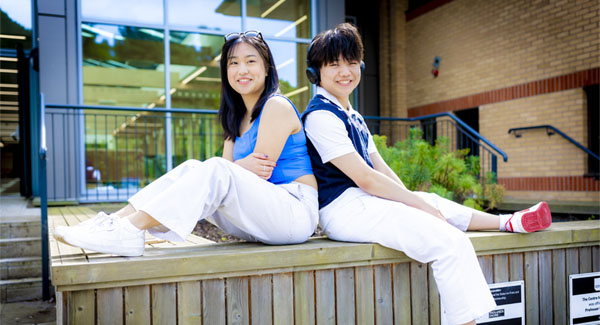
left=50, top=206, right=599, bottom=324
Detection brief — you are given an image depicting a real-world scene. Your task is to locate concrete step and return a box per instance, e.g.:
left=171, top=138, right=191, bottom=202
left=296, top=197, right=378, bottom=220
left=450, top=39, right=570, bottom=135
left=0, top=277, right=53, bottom=303
left=0, top=257, right=42, bottom=280
left=0, top=219, right=41, bottom=239
left=0, top=237, right=41, bottom=259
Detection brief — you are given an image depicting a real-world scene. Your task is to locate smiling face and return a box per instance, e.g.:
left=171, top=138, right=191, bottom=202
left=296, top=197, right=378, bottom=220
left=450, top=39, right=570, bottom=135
left=226, top=42, right=268, bottom=102
left=319, top=55, right=361, bottom=109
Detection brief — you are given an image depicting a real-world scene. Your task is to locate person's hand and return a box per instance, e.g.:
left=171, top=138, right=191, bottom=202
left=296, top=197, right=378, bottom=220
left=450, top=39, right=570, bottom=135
left=235, top=152, right=276, bottom=180
left=420, top=203, right=447, bottom=222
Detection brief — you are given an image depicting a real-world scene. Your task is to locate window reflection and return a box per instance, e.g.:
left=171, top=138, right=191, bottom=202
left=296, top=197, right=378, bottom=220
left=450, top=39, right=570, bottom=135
left=169, top=0, right=241, bottom=32
left=82, top=0, right=163, bottom=25
left=0, top=1, right=33, bottom=49
left=169, top=32, right=223, bottom=109
left=82, top=24, right=165, bottom=108
left=246, top=0, right=311, bottom=39
left=269, top=41, right=310, bottom=112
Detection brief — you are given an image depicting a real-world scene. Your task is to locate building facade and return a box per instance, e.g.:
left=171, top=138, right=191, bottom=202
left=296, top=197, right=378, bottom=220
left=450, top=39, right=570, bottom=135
left=1, top=0, right=598, bottom=205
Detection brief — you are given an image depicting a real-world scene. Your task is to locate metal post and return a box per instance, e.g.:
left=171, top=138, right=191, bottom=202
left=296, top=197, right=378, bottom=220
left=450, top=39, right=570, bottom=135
left=39, top=93, right=50, bottom=300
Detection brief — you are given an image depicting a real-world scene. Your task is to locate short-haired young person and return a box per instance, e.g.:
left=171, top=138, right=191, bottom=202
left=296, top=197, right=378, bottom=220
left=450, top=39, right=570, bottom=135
left=302, top=23, right=552, bottom=325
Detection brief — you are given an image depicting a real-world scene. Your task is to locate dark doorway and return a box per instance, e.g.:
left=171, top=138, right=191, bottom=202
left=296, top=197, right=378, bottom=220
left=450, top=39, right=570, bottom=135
left=345, top=1, right=379, bottom=117
left=584, top=84, right=599, bottom=177
left=454, top=107, right=480, bottom=157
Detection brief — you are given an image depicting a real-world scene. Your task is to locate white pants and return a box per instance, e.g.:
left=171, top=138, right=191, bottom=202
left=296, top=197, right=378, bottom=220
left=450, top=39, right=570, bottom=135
left=128, top=157, right=319, bottom=245
left=320, top=187, right=496, bottom=325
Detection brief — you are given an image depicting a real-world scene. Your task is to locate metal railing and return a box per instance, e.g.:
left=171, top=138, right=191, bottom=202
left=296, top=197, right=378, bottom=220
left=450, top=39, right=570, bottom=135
left=41, top=102, right=507, bottom=203
left=508, top=124, right=600, bottom=161
left=364, top=112, right=508, bottom=178
left=43, top=103, right=222, bottom=202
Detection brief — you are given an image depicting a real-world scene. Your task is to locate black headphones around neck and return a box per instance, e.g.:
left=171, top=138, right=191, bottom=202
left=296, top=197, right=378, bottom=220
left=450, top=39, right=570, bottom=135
left=305, top=41, right=365, bottom=85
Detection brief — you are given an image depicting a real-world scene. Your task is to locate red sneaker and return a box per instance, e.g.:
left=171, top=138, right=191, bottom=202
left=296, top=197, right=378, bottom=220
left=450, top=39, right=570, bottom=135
left=505, top=201, right=552, bottom=233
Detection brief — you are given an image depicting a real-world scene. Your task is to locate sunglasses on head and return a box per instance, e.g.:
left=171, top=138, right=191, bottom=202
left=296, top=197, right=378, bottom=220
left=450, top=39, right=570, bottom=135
left=224, top=30, right=263, bottom=42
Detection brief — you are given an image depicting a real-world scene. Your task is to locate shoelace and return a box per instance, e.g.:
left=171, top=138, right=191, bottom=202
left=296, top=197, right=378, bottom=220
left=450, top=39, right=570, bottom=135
left=89, top=214, right=120, bottom=231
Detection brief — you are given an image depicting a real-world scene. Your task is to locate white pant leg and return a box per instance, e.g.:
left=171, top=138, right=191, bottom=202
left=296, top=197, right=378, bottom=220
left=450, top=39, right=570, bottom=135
left=320, top=188, right=496, bottom=325
left=415, top=191, right=475, bottom=231
left=128, top=157, right=319, bottom=244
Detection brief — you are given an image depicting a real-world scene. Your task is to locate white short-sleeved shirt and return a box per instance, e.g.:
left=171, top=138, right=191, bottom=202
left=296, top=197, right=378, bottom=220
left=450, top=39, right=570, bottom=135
left=304, top=87, right=377, bottom=164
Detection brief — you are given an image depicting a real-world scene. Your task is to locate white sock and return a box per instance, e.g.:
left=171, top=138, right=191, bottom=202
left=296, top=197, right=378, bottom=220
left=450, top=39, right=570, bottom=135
left=499, top=214, right=511, bottom=231
left=119, top=217, right=143, bottom=232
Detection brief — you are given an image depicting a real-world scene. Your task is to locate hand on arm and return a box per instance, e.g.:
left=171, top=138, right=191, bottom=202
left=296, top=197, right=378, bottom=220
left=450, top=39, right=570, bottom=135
left=329, top=152, right=446, bottom=221
left=230, top=97, right=300, bottom=180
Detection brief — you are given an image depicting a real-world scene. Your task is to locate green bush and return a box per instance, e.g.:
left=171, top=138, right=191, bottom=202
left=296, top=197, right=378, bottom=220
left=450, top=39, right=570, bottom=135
left=373, top=128, right=505, bottom=211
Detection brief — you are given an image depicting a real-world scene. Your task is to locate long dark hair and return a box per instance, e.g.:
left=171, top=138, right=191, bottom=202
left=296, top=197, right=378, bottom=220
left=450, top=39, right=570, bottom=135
left=218, top=34, right=279, bottom=140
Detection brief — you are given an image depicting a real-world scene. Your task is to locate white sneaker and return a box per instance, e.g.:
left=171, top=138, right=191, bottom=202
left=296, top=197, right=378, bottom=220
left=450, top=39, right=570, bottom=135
left=60, top=217, right=145, bottom=256
left=54, top=212, right=115, bottom=245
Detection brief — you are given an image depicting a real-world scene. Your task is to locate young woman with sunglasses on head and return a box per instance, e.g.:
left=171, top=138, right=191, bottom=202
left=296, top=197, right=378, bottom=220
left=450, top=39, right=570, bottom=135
left=54, top=31, right=319, bottom=257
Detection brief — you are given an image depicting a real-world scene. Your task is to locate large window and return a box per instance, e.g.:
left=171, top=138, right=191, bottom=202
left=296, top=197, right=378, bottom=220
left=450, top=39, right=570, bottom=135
left=80, top=0, right=313, bottom=199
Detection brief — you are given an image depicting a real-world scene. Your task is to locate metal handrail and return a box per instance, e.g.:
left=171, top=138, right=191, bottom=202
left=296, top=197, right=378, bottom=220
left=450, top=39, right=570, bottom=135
left=39, top=93, right=49, bottom=300
left=508, top=125, right=600, bottom=161
left=45, top=103, right=219, bottom=115
left=364, top=112, right=508, bottom=162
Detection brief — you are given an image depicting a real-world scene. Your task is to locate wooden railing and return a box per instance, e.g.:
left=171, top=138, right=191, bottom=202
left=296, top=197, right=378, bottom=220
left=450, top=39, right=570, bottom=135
left=50, top=206, right=599, bottom=324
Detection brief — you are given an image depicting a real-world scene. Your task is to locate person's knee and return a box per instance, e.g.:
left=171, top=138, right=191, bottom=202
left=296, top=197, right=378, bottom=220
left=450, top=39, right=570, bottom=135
left=180, top=159, right=202, bottom=168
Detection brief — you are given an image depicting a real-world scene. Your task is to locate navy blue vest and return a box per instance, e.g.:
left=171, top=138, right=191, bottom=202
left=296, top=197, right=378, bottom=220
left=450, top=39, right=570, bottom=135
left=301, top=95, right=374, bottom=209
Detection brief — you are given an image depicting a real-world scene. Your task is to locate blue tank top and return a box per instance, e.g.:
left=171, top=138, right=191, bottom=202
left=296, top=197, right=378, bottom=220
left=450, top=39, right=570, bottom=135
left=233, top=95, right=313, bottom=185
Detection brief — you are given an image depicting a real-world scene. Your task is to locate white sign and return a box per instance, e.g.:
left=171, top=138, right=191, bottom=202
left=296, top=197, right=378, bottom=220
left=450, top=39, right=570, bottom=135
left=441, top=281, right=525, bottom=325
left=570, top=272, right=600, bottom=325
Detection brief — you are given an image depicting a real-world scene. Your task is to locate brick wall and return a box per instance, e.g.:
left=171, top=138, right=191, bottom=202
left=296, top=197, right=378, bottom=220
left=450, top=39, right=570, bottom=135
left=405, top=0, right=599, bottom=109
left=393, top=0, right=600, bottom=201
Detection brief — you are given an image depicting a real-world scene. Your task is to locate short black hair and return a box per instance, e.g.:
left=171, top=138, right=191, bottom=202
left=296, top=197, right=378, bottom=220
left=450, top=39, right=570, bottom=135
left=218, top=34, right=279, bottom=140
left=307, top=23, right=364, bottom=71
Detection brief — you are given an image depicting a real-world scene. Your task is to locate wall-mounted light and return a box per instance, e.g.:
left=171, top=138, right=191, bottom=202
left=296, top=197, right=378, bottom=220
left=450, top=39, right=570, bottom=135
left=432, top=56, right=441, bottom=78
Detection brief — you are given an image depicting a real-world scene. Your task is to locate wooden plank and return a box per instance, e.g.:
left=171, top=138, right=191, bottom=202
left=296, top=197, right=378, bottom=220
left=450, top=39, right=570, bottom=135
left=125, top=285, right=150, bottom=325
left=524, top=251, right=539, bottom=325
left=49, top=207, right=88, bottom=263
left=203, top=279, right=226, bottom=325
left=315, top=269, right=335, bottom=325
left=98, top=287, right=124, bottom=324
left=410, top=262, right=429, bottom=324
left=428, top=263, right=440, bottom=325
left=393, top=263, right=411, bottom=324
left=250, top=275, right=272, bottom=325
left=509, top=253, right=524, bottom=281
left=579, top=246, right=593, bottom=273
left=566, top=248, right=580, bottom=323
left=48, top=208, right=62, bottom=265
left=294, top=270, right=315, bottom=325
left=335, top=267, right=355, bottom=324
left=552, top=249, right=567, bottom=325
left=273, top=273, right=293, bottom=325
left=68, top=289, right=95, bottom=324
left=152, top=283, right=176, bottom=325
left=374, top=264, right=393, bottom=325
left=566, top=248, right=580, bottom=276
left=478, top=255, right=493, bottom=284
left=593, top=246, right=599, bottom=272
left=226, top=277, right=249, bottom=325
left=538, top=250, right=553, bottom=325
left=56, top=291, right=67, bottom=324
left=493, top=254, right=509, bottom=283
left=51, top=220, right=600, bottom=288
left=177, top=281, right=202, bottom=324
left=355, top=265, right=375, bottom=324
